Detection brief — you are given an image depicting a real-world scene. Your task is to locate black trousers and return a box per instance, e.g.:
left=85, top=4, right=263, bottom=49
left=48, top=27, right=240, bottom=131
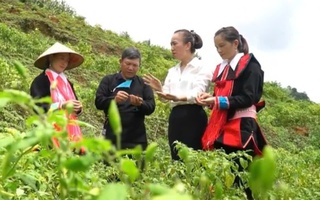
left=168, top=104, right=207, bottom=160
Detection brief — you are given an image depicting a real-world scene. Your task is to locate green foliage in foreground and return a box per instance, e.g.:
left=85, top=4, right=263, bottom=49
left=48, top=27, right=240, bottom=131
left=0, top=85, right=276, bottom=200
left=0, top=62, right=319, bottom=200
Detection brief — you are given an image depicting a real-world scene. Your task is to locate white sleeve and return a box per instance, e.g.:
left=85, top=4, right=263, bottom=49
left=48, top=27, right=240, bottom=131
left=162, top=68, right=173, bottom=94
left=185, top=66, right=212, bottom=103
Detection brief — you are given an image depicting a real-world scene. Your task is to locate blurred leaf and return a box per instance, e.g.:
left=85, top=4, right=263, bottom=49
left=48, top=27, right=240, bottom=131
left=0, top=97, right=10, bottom=108
left=13, top=60, right=27, bottom=78
left=97, top=183, right=127, bottom=200
left=147, top=184, right=172, bottom=195
left=0, top=136, right=15, bottom=149
left=145, top=142, right=158, bottom=162
left=108, top=100, right=122, bottom=135
left=63, top=155, right=96, bottom=172
left=152, top=193, right=193, bottom=200
left=214, top=180, right=223, bottom=199
left=249, top=145, right=276, bottom=196
left=120, top=158, right=139, bottom=182
left=0, top=89, right=31, bottom=104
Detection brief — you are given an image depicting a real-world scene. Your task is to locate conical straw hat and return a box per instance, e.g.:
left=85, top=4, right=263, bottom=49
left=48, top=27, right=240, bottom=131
left=34, top=42, right=84, bottom=70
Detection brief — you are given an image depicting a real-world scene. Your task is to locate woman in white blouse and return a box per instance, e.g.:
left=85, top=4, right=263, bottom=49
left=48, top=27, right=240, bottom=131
left=143, top=29, right=212, bottom=160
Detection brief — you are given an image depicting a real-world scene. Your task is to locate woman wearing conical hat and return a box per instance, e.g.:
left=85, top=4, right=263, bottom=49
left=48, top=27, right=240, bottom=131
left=30, top=42, right=85, bottom=154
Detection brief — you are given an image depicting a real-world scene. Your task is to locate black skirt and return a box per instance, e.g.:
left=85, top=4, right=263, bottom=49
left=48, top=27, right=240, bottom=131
left=168, top=104, right=208, bottom=160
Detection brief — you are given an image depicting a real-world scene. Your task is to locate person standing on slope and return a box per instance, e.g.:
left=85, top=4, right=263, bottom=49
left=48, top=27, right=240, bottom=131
left=143, top=29, right=212, bottom=160
left=196, top=26, right=268, bottom=200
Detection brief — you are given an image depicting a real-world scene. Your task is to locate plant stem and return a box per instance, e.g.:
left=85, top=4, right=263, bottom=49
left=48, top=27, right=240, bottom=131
left=0, top=188, right=15, bottom=197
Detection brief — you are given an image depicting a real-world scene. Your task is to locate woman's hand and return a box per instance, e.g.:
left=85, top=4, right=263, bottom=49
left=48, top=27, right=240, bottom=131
left=62, top=100, right=82, bottom=113
left=143, top=74, right=162, bottom=92
left=73, top=100, right=82, bottom=113
left=195, top=92, right=215, bottom=106
left=156, top=91, right=181, bottom=102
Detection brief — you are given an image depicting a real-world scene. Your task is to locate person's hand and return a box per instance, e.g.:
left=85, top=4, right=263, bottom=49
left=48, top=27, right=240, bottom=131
left=72, top=100, right=82, bottom=113
left=62, top=100, right=82, bottom=113
left=129, top=94, right=143, bottom=106
left=115, top=91, right=129, bottom=103
left=155, top=91, right=167, bottom=99
left=62, top=100, right=73, bottom=109
left=195, top=97, right=207, bottom=106
left=143, top=74, right=162, bottom=91
left=197, top=92, right=212, bottom=100
left=156, top=91, right=180, bottom=102
left=195, top=92, right=215, bottom=106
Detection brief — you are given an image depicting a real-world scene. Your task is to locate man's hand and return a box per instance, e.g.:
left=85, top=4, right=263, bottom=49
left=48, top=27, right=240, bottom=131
left=115, top=91, right=129, bottom=103
left=129, top=94, right=143, bottom=106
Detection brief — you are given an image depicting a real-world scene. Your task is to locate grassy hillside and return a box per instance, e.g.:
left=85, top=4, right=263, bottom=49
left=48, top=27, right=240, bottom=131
left=1, top=0, right=320, bottom=199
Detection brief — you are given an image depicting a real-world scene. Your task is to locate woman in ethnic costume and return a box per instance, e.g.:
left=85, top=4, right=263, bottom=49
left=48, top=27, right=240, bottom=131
left=196, top=26, right=268, bottom=199
left=30, top=42, right=85, bottom=154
